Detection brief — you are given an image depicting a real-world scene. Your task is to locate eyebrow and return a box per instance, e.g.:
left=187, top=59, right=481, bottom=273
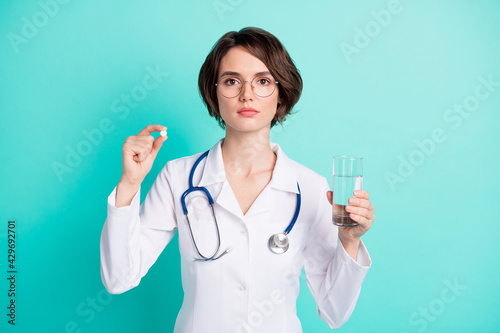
left=219, top=71, right=272, bottom=78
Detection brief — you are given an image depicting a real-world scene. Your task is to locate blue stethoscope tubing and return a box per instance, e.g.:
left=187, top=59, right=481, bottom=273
left=181, top=150, right=301, bottom=261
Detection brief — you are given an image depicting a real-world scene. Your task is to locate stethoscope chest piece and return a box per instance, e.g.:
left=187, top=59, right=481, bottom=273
left=268, top=232, right=289, bottom=254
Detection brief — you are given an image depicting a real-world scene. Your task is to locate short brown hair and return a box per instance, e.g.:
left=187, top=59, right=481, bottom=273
left=198, top=27, right=303, bottom=129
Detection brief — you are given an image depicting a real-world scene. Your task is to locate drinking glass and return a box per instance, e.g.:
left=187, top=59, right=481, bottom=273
left=332, top=156, right=363, bottom=227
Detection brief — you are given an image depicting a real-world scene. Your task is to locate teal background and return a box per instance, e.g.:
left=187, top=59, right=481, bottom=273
left=1, top=0, right=499, bottom=332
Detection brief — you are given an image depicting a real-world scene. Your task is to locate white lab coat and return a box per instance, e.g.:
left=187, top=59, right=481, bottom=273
left=100, top=138, right=371, bottom=332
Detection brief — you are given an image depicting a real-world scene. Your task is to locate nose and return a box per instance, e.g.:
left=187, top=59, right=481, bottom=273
left=239, top=81, right=254, bottom=101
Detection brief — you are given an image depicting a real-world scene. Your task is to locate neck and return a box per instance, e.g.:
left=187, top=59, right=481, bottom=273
left=221, top=128, right=276, bottom=178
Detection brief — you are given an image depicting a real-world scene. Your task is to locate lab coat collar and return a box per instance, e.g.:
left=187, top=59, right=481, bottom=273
left=197, top=138, right=227, bottom=187
left=198, top=138, right=300, bottom=195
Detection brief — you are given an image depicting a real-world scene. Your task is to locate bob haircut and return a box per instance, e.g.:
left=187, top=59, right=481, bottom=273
left=198, top=27, right=303, bottom=129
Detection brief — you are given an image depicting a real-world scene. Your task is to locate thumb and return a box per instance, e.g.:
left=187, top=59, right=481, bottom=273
left=326, top=191, right=333, bottom=206
left=150, top=135, right=168, bottom=159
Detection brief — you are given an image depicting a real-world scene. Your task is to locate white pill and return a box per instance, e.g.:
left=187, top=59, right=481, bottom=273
left=160, top=130, right=167, bottom=137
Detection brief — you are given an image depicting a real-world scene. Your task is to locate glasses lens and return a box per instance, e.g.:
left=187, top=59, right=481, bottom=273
left=217, top=77, right=242, bottom=98
left=252, top=76, right=277, bottom=97
left=252, top=76, right=276, bottom=97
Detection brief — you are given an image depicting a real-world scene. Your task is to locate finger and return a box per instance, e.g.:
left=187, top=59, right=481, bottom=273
left=326, top=191, right=333, bottom=205
left=150, top=135, right=168, bottom=159
left=349, top=213, right=373, bottom=226
left=353, top=190, right=369, bottom=200
left=345, top=205, right=374, bottom=220
left=125, top=142, right=151, bottom=155
left=137, top=124, right=167, bottom=136
left=127, top=143, right=152, bottom=161
left=125, top=136, right=154, bottom=148
left=124, top=135, right=154, bottom=148
left=134, top=148, right=151, bottom=162
left=348, top=197, right=374, bottom=211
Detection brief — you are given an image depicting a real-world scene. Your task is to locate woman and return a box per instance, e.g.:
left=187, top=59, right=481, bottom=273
left=100, top=27, right=375, bottom=332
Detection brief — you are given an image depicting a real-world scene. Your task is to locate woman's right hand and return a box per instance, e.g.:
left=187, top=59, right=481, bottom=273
left=119, top=124, right=168, bottom=187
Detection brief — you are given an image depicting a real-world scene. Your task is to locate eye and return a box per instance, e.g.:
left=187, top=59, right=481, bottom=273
left=255, top=77, right=272, bottom=86
left=223, top=78, right=240, bottom=86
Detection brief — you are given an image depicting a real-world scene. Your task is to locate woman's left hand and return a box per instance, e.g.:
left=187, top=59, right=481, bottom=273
left=327, top=190, right=375, bottom=240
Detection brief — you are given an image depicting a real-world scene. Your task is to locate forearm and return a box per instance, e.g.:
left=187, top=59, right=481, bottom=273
left=310, top=236, right=371, bottom=329
left=101, top=189, right=143, bottom=294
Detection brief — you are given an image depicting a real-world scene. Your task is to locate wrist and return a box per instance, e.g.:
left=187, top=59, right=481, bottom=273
left=118, top=176, right=141, bottom=189
left=338, top=230, right=360, bottom=245
left=338, top=231, right=360, bottom=255
left=115, top=181, right=140, bottom=208
left=117, top=181, right=140, bottom=193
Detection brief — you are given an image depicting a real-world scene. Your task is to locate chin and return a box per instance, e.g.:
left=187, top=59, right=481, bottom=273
left=226, top=122, right=270, bottom=134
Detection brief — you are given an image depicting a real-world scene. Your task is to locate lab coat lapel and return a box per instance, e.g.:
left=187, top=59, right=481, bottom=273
left=269, top=142, right=300, bottom=195
left=197, top=138, right=226, bottom=188
left=216, top=181, right=245, bottom=219
left=198, top=138, right=245, bottom=219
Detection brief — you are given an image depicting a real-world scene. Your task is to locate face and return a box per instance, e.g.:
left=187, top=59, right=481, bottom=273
left=216, top=46, right=280, bottom=134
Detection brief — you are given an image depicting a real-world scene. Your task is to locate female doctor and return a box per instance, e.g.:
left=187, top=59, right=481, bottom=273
left=100, top=27, right=376, bottom=332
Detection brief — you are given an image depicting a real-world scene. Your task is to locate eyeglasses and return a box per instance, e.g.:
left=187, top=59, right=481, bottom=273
left=215, top=75, right=279, bottom=98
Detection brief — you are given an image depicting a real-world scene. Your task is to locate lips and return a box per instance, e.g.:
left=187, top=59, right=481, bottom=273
left=237, top=107, right=259, bottom=116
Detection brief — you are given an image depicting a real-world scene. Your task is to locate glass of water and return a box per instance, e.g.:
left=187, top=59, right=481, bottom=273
left=332, top=156, right=363, bottom=227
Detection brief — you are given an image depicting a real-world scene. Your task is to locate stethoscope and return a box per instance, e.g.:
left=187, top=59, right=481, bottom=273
left=181, top=150, right=301, bottom=262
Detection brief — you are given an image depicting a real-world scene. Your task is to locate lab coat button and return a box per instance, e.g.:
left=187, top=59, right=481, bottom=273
left=240, top=229, right=245, bottom=235
left=238, top=285, right=246, bottom=291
